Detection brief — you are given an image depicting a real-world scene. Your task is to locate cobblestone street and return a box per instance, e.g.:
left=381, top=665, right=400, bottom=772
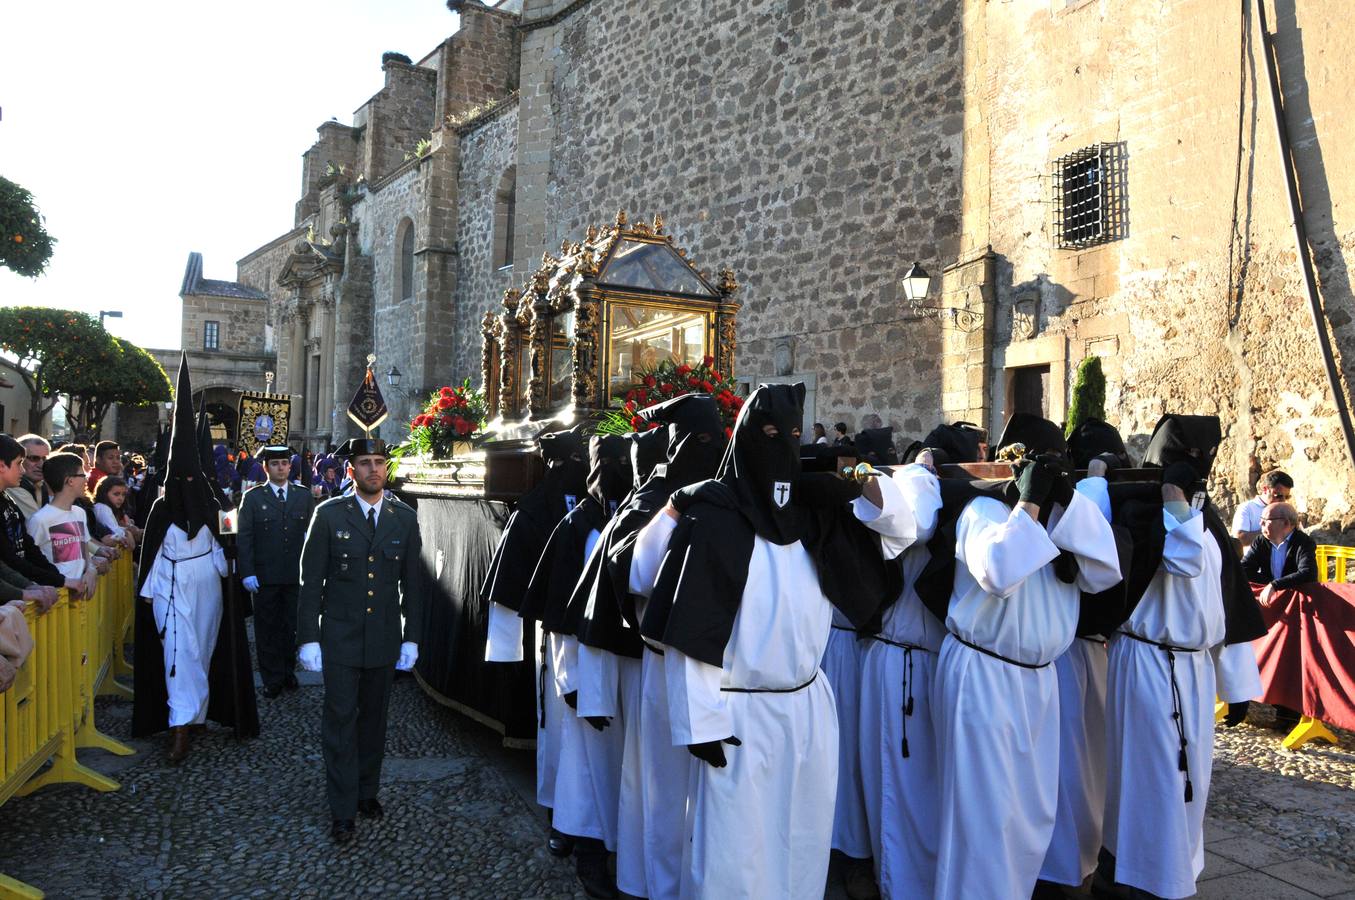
left=3, top=663, right=1354, bottom=899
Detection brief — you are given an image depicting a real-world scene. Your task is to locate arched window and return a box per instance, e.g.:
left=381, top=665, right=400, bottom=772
left=398, top=219, right=415, bottom=301
left=494, top=166, right=516, bottom=270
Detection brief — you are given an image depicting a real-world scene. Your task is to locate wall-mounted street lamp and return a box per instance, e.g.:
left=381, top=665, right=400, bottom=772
left=386, top=366, right=402, bottom=389
left=265, top=371, right=275, bottom=395
left=901, top=261, right=983, bottom=333
left=99, top=310, right=123, bottom=327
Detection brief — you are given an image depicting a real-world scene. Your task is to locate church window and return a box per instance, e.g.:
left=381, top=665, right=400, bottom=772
left=204, top=320, right=220, bottom=351
left=1053, top=143, right=1126, bottom=249
left=494, top=166, right=516, bottom=270
left=398, top=219, right=416, bottom=301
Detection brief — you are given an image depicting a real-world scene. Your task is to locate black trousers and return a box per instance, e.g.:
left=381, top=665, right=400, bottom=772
left=253, top=583, right=299, bottom=691
left=321, top=660, right=394, bottom=820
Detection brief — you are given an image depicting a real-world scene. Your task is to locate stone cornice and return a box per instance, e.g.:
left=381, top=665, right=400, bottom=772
left=518, top=0, right=596, bottom=32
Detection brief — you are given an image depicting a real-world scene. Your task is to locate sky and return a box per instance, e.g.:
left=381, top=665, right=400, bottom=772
left=0, top=0, right=460, bottom=351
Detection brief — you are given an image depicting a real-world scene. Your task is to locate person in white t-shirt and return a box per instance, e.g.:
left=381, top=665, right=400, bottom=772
left=26, top=452, right=99, bottom=595
left=1231, top=470, right=1293, bottom=555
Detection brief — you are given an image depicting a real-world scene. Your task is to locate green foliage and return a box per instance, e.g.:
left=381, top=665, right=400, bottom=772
left=398, top=379, right=489, bottom=459
left=66, top=337, right=173, bottom=438
left=1065, top=355, right=1107, bottom=437
left=0, top=176, right=55, bottom=278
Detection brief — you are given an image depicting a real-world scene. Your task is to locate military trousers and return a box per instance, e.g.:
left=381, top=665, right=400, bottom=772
left=253, top=583, right=299, bottom=691
left=321, top=659, right=394, bottom=820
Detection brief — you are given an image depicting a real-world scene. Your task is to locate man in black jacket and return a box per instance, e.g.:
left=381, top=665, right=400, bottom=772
left=1241, top=501, right=1318, bottom=606
left=0, top=435, right=83, bottom=602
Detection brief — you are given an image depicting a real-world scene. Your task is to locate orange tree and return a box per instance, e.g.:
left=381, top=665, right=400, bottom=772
left=0, top=307, right=118, bottom=432
left=65, top=337, right=172, bottom=440
left=0, top=176, right=55, bottom=278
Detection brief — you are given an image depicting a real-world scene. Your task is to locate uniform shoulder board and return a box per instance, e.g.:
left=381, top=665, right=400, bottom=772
left=315, top=495, right=349, bottom=514
left=387, top=494, right=414, bottom=513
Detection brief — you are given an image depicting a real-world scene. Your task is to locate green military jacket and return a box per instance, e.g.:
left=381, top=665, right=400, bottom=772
left=236, top=481, right=315, bottom=585
left=297, top=493, right=424, bottom=669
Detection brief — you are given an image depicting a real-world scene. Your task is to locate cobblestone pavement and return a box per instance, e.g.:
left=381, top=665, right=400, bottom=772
left=4, top=665, right=1354, bottom=899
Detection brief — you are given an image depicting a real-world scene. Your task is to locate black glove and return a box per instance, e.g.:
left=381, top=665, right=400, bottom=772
left=584, top=715, right=611, bottom=732
left=1224, top=700, right=1250, bottom=728
left=794, top=472, right=863, bottom=509
left=687, top=736, right=742, bottom=768
left=563, top=691, right=578, bottom=710
left=1015, top=458, right=1056, bottom=506
left=1163, top=462, right=1200, bottom=494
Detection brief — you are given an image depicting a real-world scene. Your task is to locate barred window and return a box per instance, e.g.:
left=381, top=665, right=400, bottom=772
left=204, top=320, right=220, bottom=351
left=1053, top=143, right=1126, bottom=249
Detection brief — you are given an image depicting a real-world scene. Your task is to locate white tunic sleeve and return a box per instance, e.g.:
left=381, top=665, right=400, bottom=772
left=1212, top=640, right=1263, bottom=702
left=1075, top=475, right=1112, bottom=523
left=552, top=633, right=579, bottom=695
left=851, top=464, right=940, bottom=558
left=485, top=601, right=525, bottom=662
left=576, top=644, right=621, bottom=717
left=629, top=510, right=678, bottom=596
left=957, top=498, right=1060, bottom=599
left=666, top=646, right=732, bottom=746
left=1160, top=508, right=1207, bottom=578
left=93, top=503, right=126, bottom=540
left=1046, top=489, right=1122, bottom=593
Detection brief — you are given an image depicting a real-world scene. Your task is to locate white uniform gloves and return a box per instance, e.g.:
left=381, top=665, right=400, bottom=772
left=396, top=642, right=419, bottom=671
left=242, top=576, right=260, bottom=593
left=298, top=642, right=322, bottom=672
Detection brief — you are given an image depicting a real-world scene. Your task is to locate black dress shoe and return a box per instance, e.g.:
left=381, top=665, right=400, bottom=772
left=576, top=856, right=617, bottom=899
left=262, top=685, right=283, bottom=699
left=547, top=828, right=574, bottom=858
left=357, top=798, right=384, bottom=820
left=331, top=819, right=356, bottom=844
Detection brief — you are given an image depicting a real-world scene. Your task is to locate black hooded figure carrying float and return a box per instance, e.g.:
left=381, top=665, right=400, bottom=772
left=630, top=382, right=911, bottom=900
left=132, top=353, right=259, bottom=756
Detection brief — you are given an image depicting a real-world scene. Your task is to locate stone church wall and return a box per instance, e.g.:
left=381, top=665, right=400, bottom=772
left=510, top=0, right=964, bottom=438
left=966, top=0, right=1355, bottom=530
left=454, top=103, right=520, bottom=382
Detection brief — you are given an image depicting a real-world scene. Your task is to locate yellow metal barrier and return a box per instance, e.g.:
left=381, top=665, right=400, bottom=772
left=1, top=554, right=138, bottom=899
left=1314, top=544, right=1355, bottom=583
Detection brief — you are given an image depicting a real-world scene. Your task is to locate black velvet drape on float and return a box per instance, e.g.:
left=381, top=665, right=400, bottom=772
left=404, top=494, right=538, bottom=745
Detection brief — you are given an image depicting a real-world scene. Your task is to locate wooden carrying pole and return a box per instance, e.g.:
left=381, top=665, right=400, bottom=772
left=1254, top=0, right=1355, bottom=470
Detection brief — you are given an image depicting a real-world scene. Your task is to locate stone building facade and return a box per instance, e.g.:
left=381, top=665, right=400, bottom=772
left=219, top=0, right=1355, bottom=528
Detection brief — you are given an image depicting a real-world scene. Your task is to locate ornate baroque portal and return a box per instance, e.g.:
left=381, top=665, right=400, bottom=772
left=481, top=211, right=741, bottom=423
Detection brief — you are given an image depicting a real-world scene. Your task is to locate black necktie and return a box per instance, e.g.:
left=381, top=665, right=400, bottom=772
left=276, top=487, right=285, bottom=503
left=367, top=507, right=377, bottom=533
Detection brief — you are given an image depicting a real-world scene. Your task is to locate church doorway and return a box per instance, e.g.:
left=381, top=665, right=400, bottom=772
left=1008, top=364, right=1050, bottom=419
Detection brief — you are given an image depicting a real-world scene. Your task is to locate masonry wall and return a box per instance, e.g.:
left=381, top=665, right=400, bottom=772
left=356, top=62, right=440, bottom=186
left=511, top=0, right=964, bottom=438
left=965, top=0, right=1355, bottom=530
left=439, top=3, right=520, bottom=122
left=454, top=104, right=520, bottom=382
left=181, top=294, right=268, bottom=357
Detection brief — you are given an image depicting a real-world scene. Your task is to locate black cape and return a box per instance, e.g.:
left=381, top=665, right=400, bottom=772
left=131, top=497, right=259, bottom=738
left=480, top=463, right=586, bottom=614
left=637, top=478, right=901, bottom=668
left=518, top=497, right=607, bottom=633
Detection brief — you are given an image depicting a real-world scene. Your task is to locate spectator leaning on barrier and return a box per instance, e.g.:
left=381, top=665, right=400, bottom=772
left=26, top=452, right=101, bottom=599
left=0, top=435, right=78, bottom=605
left=1241, top=501, right=1319, bottom=608
left=7, top=434, right=51, bottom=520
left=1232, top=470, right=1294, bottom=554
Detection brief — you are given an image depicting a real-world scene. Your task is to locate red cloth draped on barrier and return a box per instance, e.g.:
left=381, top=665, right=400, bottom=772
left=1251, top=582, right=1355, bottom=731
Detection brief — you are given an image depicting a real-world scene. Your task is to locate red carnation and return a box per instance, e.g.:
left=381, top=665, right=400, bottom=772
left=440, top=386, right=454, bottom=398
left=700, top=380, right=714, bottom=392
left=711, top=371, right=722, bottom=382
left=703, top=356, right=715, bottom=367
left=630, top=416, right=644, bottom=430
left=437, top=396, right=453, bottom=410
left=623, top=400, right=636, bottom=413
left=687, top=377, right=700, bottom=387
left=676, top=364, right=692, bottom=376
left=644, top=375, right=657, bottom=388
left=660, top=383, right=675, bottom=394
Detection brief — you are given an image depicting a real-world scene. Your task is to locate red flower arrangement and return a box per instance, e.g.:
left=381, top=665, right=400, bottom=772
left=402, top=378, right=489, bottom=458
left=598, top=356, right=743, bottom=439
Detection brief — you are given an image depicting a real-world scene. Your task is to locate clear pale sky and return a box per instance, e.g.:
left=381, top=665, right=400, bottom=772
left=0, top=1, right=460, bottom=351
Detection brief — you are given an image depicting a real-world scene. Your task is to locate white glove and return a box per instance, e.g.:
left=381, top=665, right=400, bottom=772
left=298, top=642, right=323, bottom=672
left=396, top=641, right=419, bottom=671
left=242, top=576, right=260, bottom=593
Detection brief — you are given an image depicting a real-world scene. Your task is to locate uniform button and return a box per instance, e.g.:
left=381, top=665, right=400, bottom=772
left=367, top=590, right=374, bottom=597
left=368, top=573, right=374, bottom=580
left=369, top=555, right=375, bottom=563
left=366, top=607, right=372, bottom=613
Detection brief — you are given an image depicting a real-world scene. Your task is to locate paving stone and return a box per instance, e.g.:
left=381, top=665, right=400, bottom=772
left=1200, top=849, right=1249, bottom=880
left=1208, top=835, right=1303, bottom=868
left=1196, top=870, right=1325, bottom=899
left=1262, top=859, right=1355, bottom=898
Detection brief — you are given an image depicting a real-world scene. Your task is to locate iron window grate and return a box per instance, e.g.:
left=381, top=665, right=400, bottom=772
left=1053, top=143, right=1127, bottom=249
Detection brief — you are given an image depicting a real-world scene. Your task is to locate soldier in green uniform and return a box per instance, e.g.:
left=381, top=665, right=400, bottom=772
left=297, top=438, right=423, bottom=843
left=238, top=445, right=316, bottom=698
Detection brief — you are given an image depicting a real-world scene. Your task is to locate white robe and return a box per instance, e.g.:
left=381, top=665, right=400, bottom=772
left=630, top=513, right=693, bottom=900
left=822, top=615, right=871, bottom=858
left=857, top=464, right=944, bottom=899
left=931, top=490, right=1121, bottom=900
left=485, top=605, right=562, bottom=809
left=664, top=478, right=912, bottom=900
left=139, top=523, right=228, bottom=728
left=577, top=643, right=644, bottom=894
left=1040, top=477, right=1112, bottom=888
left=1103, top=507, right=1261, bottom=899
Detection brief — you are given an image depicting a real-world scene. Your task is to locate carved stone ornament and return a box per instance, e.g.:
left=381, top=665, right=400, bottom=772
left=1012, top=296, right=1039, bottom=340
left=773, top=336, right=795, bottom=377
